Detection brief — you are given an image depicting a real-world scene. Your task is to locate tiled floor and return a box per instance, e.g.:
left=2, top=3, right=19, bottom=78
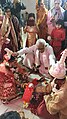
left=0, top=98, right=40, bottom=119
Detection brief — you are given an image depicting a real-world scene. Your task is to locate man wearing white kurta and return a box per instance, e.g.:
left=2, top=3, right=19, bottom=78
left=16, top=39, right=55, bottom=75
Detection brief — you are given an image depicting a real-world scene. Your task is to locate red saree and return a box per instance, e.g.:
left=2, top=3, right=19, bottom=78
left=0, top=61, right=16, bottom=102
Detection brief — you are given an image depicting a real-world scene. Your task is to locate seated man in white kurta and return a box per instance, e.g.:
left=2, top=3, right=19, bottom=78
left=12, top=38, right=56, bottom=75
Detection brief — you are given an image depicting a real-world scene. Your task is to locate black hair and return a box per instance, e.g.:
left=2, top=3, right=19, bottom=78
left=8, top=55, right=15, bottom=62
left=54, top=77, right=66, bottom=89
left=4, top=5, right=13, bottom=15
left=38, top=0, right=41, bottom=6
left=28, top=13, right=35, bottom=20
left=3, top=2, right=13, bottom=12
left=4, top=6, right=11, bottom=12
left=56, top=19, right=64, bottom=27
left=0, top=111, right=21, bottom=119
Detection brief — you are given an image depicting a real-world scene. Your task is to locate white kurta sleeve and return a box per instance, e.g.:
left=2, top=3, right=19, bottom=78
left=49, top=54, right=55, bottom=66
left=48, top=45, right=56, bottom=66
left=17, top=45, right=35, bottom=56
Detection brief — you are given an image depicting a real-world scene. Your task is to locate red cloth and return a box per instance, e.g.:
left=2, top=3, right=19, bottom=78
left=0, top=61, right=16, bottom=100
left=37, top=100, right=59, bottom=119
left=50, top=27, right=65, bottom=60
left=22, top=83, right=34, bottom=103
left=50, top=27, right=65, bottom=47
left=22, top=78, right=38, bottom=103
left=32, top=78, right=38, bottom=86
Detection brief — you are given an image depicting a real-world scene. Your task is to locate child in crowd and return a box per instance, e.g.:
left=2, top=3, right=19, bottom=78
left=24, top=13, right=39, bottom=47
left=47, top=19, right=65, bottom=60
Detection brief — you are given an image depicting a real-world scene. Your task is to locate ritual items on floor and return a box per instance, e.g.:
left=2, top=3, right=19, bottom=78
left=22, top=78, right=38, bottom=107
left=22, top=77, right=48, bottom=106
left=10, top=60, right=30, bottom=95
left=22, top=75, right=52, bottom=115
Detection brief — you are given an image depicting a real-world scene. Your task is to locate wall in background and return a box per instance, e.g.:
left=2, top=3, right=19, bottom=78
left=21, top=0, right=36, bottom=14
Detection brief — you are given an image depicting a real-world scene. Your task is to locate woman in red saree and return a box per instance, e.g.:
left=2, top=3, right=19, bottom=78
left=0, top=53, right=16, bottom=103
